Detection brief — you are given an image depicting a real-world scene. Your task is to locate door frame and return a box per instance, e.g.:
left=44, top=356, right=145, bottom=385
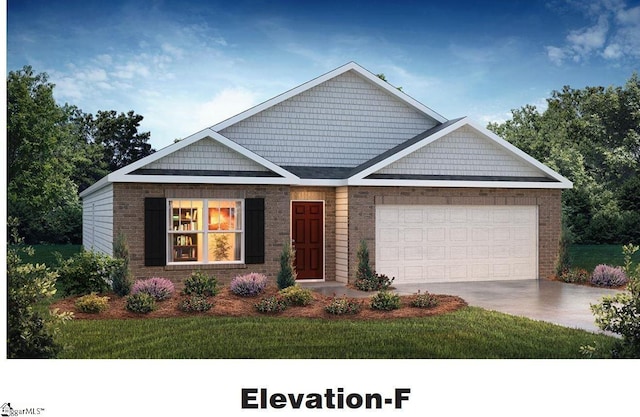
left=290, top=200, right=326, bottom=282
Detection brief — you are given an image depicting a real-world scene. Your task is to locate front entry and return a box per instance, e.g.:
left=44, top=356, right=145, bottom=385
left=291, top=201, right=324, bottom=280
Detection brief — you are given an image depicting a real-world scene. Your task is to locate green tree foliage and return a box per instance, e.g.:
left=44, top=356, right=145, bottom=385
left=7, top=65, right=155, bottom=243
left=7, top=66, right=82, bottom=243
left=488, top=73, right=640, bottom=244
left=87, top=109, right=154, bottom=172
left=7, top=218, right=72, bottom=358
left=277, top=243, right=297, bottom=290
left=589, top=244, right=640, bottom=358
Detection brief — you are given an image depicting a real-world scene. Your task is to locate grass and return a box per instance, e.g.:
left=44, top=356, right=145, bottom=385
left=16, top=244, right=82, bottom=268
left=569, top=244, right=640, bottom=271
left=57, top=307, right=615, bottom=359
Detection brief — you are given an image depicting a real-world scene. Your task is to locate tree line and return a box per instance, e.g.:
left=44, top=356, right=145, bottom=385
left=488, top=73, right=640, bottom=245
left=7, top=66, right=155, bottom=244
left=7, top=66, right=639, bottom=245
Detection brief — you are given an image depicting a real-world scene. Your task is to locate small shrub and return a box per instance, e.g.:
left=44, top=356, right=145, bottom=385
left=370, top=291, right=401, bottom=311
left=255, top=295, right=288, bottom=313
left=56, top=250, right=121, bottom=296
left=74, top=293, right=110, bottom=313
left=179, top=295, right=213, bottom=312
left=410, top=291, right=439, bottom=309
left=277, top=243, right=297, bottom=290
left=279, top=285, right=313, bottom=306
left=131, top=277, right=175, bottom=301
left=354, top=273, right=395, bottom=292
left=591, top=264, right=628, bottom=287
left=324, top=296, right=362, bottom=315
left=559, top=268, right=590, bottom=284
left=183, top=270, right=218, bottom=297
left=230, top=273, right=268, bottom=297
left=125, top=293, right=156, bottom=313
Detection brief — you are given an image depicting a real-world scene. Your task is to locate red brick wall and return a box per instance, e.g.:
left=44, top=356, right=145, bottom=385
left=113, top=183, right=290, bottom=286
left=345, top=187, right=562, bottom=283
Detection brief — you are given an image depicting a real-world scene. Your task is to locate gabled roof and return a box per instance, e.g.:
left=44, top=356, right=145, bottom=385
left=211, top=61, right=447, bottom=131
left=80, top=62, right=572, bottom=197
left=346, top=117, right=572, bottom=188
left=79, top=128, right=299, bottom=197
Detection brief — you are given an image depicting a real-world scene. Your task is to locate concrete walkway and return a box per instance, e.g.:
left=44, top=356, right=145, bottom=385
left=300, top=279, right=623, bottom=334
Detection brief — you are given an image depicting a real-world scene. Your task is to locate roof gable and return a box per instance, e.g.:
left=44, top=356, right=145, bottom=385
left=139, top=137, right=270, bottom=173
left=349, top=118, right=572, bottom=188
left=215, top=63, right=446, bottom=168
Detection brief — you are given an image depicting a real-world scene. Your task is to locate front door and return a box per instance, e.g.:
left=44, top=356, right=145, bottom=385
left=291, top=201, right=324, bottom=280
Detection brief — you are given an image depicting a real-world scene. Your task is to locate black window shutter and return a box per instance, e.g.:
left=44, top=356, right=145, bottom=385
left=145, top=198, right=167, bottom=266
left=245, top=198, right=265, bottom=264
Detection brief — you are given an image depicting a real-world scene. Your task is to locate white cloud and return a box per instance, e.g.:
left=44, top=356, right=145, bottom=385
left=566, top=15, right=609, bottom=57
left=547, top=0, right=640, bottom=64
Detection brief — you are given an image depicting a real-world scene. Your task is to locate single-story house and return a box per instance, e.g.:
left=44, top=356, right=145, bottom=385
left=80, top=62, right=572, bottom=285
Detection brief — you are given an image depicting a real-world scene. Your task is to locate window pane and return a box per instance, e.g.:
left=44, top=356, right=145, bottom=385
left=171, top=233, right=202, bottom=262
left=208, top=233, right=241, bottom=262
left=208, top=200, right=239, bottom=231
left=170, top=200, right=202, bottom=231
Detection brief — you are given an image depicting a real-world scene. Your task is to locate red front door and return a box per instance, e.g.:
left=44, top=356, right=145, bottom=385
left=292, top=202, right=324, bottom=280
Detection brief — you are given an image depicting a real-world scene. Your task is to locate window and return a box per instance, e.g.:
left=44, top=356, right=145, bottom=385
left=168, top=199, right=243, bottom=264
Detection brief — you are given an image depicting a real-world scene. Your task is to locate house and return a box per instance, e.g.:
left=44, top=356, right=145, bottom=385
left=80, top=62, right=572, bottom=285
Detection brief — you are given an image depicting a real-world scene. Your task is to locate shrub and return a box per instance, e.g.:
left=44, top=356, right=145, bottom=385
left=182, top=270, right=218, bottom=297
left=370, top=291, right=401, bottom=311
left=354, top=273, right=395, bottom=292
left=75, top=293, right=110, bottom=313
left=230, top=273, right=268, bottom=297
left=179, top=295, right=213, bottom=312
left=410, top=291, right=439, bottom=309
left=591, top=264, right=628, bottom=287
left=7, top=225, right=72, bottom=359
left=590, top=244, right=640, bottom=358
left=277, top=243, right=297, bottom=290
left=324, top=296, right=362, bottom=315
left=56, top=250, right=121, bottom=296
left=131, top=277, right=175, bottom=301
left=125, top=293, right=156, bottom=314
left=559, top=268, right=590, bottom=284
left=112, top=233, right=132, bottom=296
left=255, top=295, right=288, bottom=313
left=279, top=285, right=313, bottom=306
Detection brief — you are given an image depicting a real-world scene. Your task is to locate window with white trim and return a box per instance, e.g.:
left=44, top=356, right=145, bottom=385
left=168, top=199, right=243, bottom=264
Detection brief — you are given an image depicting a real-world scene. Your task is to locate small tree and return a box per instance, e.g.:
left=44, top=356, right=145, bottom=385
left=112, top=232, right=132, bottom=296
left=355, top=240, right=375, bottom=282
left=589, top=244, right=640, bottom=358
left=277, top=243, right=297, bottom=290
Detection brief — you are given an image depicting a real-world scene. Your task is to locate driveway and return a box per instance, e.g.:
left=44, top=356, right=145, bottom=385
left=301, top=279, right=622, bottom=334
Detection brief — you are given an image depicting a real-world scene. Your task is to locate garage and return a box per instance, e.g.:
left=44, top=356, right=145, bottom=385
left=375, top=205, right=538, bottom=283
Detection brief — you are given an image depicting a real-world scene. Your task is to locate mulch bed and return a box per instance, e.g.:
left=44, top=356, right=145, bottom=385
left=52, top=285, right=467, bottom=321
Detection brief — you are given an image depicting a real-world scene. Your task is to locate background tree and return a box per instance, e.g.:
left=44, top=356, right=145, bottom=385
left=88, top=109, right=154, bottom=172
left=7, top=66, right=82, bottom=243
left=488, top=73, right=640, bottom=244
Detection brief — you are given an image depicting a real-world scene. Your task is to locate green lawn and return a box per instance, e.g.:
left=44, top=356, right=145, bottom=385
left=16, top=244, right=82, bottom=267
left=57, top=307, right=615, bottom=359
left=569, top=244, right=639, bottom=271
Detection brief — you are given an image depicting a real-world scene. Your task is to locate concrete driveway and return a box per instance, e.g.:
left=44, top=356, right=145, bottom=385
left=301, top=279, right=623, bottom=334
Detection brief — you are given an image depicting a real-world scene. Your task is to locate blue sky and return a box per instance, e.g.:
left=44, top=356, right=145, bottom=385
left=6, top=0, right=640, bottom=150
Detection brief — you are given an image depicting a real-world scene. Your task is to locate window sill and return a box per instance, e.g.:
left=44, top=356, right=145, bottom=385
left=165, top=263, right=248, bottom=271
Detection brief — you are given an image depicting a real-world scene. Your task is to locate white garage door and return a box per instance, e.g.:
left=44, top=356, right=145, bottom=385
left=375, top=205, right=538, bottom=283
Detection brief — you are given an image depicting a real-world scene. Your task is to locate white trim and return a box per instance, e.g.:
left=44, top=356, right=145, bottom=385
left=79, top=129, right=300, bottom=197
left=290, top=200, right=326, bottom=282
left=348, top=117, right=573, bottom=189
left=211, top=62, right=447, bottom=132
left=348, top=178, right=571, bottom=189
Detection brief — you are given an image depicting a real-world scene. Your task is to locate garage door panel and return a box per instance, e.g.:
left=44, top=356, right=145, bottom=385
left=376, top=205, right=537, bottom=283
